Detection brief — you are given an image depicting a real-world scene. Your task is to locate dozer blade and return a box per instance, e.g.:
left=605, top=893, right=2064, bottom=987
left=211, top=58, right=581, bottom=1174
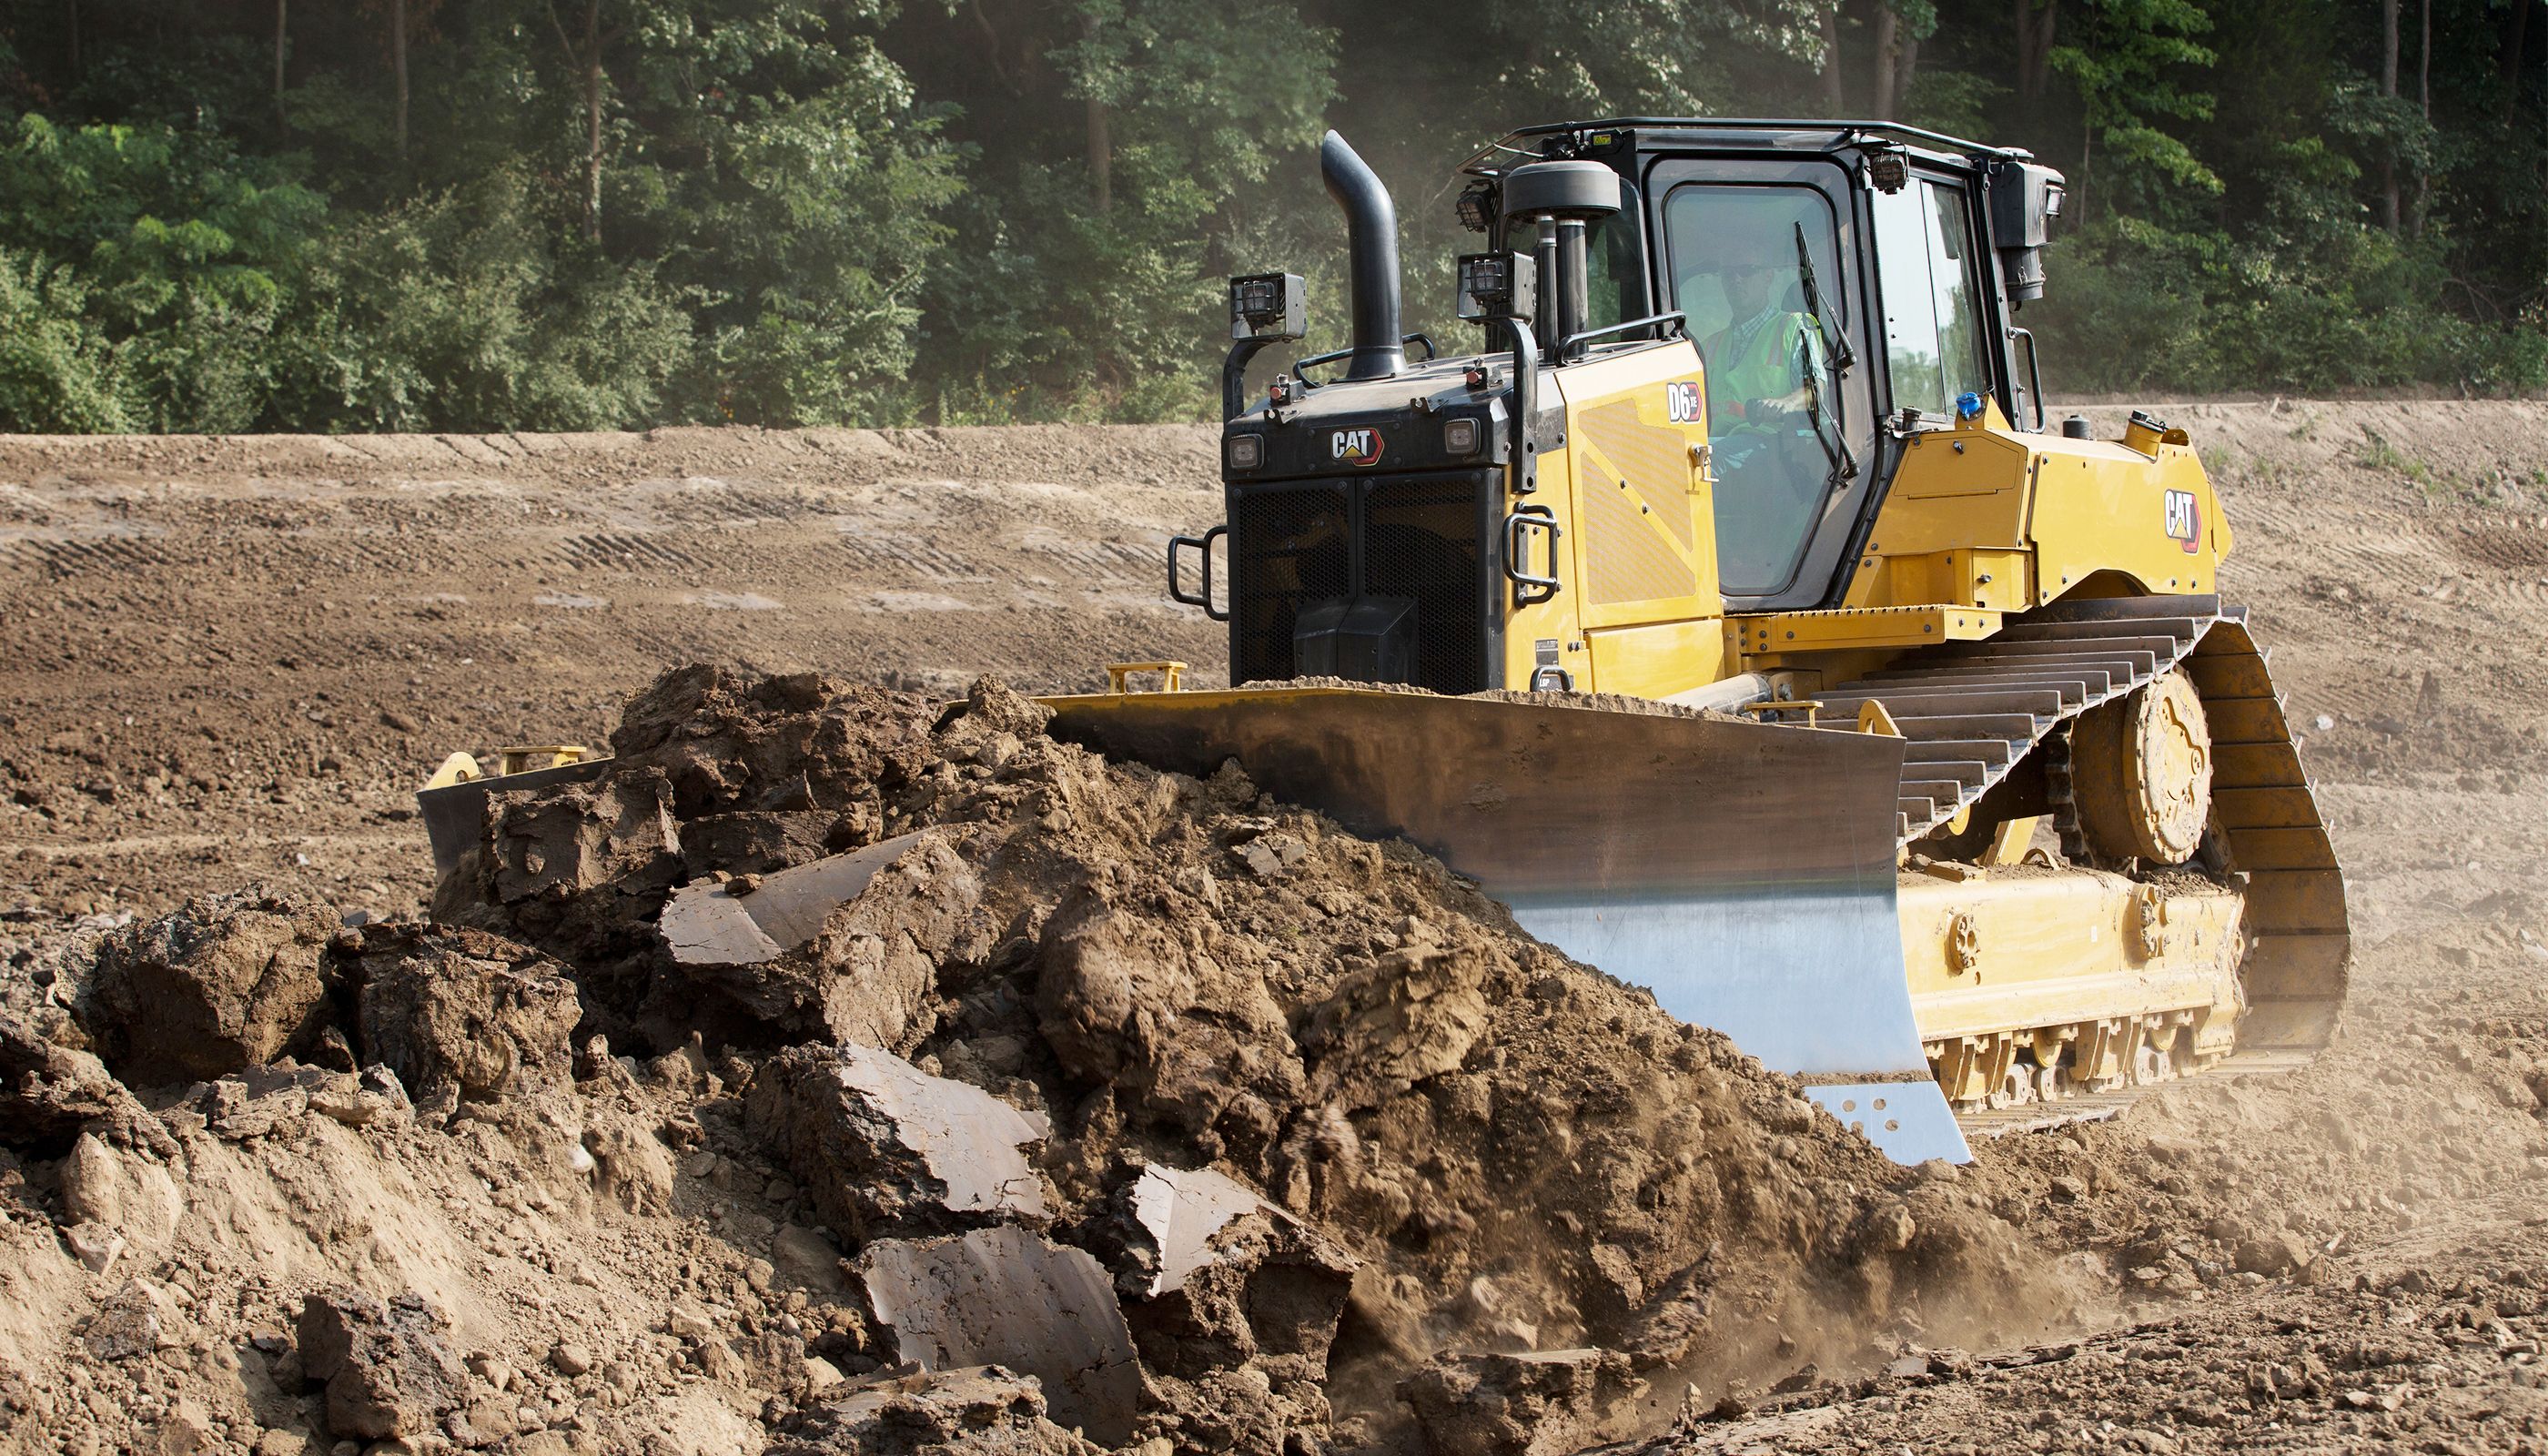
left=1043, top=686, right=1971, bottom=1165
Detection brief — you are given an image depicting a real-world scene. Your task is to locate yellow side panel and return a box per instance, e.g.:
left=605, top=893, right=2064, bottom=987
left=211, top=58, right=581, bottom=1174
left=1559, top=342, right=1716, bottom=632
left=2028, top=440, right=2227, bottom=602
left=1842, top=410, right=2232, bottom=612
left=1585, top=619, right=1728, bottom=700
left=1843, top=423, right=2032, bottom=610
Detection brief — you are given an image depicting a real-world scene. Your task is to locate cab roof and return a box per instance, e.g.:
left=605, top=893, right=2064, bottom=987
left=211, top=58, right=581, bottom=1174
left=1458, top=117, right=2032, bottom=180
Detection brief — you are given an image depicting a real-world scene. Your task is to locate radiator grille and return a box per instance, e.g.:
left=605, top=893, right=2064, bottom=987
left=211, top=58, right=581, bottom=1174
left=1363, top=476, right=1486, bottom=693
left=1230, top=485, right=1350, bottom=686
left=1228, top=471, right=1493, bottom=692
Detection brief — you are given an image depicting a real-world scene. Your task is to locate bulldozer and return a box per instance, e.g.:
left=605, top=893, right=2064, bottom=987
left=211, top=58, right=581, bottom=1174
left=417, top=119, right=2348, bottom=1167
left=1034, top=121, right=2350, bottom=1165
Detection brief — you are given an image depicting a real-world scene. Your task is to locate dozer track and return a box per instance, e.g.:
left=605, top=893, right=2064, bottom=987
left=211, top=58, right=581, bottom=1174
left=1812, top=592, right=2351, bottom=1137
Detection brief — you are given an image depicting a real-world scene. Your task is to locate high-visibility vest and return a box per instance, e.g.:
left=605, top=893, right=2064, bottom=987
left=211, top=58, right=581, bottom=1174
left=1704, top=309, right=1822, bottom=430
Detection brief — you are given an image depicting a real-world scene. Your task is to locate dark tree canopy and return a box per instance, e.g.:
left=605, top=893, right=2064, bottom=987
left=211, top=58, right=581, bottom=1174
left=0, top=0, right=2540, bottom=432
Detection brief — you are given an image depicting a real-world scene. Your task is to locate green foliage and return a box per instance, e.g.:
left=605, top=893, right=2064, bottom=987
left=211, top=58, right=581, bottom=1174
left=278, top=175, right=693, bottom=432
left=0, top=0, right=2539, bottom=432
left=2050, top=0, right=2221, bottom=207
left=0, top=249, right=133, bottom=432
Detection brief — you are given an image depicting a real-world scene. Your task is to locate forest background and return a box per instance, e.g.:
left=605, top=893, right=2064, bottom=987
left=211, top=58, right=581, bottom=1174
left=1, top=0, right=2543, bottom=432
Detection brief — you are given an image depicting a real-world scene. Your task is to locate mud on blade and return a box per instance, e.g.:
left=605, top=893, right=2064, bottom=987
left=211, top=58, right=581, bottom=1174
left=1043, top=687, right=1970, bottom=1164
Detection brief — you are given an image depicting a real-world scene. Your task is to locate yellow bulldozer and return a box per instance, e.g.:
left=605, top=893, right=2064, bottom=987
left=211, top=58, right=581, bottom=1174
left=1037, top=122, right=2349, bottom=1164
left=418, top=120, right=2347, bottom=1167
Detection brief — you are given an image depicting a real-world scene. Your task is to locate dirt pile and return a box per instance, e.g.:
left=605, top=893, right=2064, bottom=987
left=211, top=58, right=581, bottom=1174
left=0, top=662, right=2061, bottom=1455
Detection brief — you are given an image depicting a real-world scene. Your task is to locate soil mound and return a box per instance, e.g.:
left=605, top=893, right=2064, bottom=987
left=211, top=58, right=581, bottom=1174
left=1, top=663, right=2061, bottom=1455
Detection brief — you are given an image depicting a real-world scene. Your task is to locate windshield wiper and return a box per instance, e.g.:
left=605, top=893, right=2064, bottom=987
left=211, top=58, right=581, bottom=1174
left=1795, top=330, right=1859, bottom=489
left=1793, top=222, right=1855, bottom=377
left=1789, top=221, right=1857, bottom=490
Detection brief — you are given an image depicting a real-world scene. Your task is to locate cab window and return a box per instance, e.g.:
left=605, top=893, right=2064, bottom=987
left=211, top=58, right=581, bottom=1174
left=1660, top=182, right=1848, bottom=595
left=1500, top=215, right=1634, bottom=334
left=1876, top=179, right=1992, bottom=419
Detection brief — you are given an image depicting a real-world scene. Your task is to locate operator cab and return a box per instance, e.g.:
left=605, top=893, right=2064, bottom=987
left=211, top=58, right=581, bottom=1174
left=1462, top=119, right=2065, bottom=612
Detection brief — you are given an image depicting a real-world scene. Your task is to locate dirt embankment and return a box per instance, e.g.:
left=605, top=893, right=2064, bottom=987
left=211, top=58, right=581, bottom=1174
left=1, top=664, right=2076, bottom=1456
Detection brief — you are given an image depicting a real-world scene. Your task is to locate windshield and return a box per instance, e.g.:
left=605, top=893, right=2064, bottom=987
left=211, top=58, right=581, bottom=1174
left=1663, top=183, right=1848, bottom=595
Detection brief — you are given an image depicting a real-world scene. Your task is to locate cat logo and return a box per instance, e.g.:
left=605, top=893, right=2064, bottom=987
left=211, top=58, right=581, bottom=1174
left=1330, top=427, right=1385, bottom=466
left=1664, top=379, right=1704, bottom=424
left=2163, top=488, right=2201, bottom=551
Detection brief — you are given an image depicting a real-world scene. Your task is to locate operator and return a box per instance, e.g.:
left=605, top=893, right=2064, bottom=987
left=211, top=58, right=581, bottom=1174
left=1678, top=211, right=1833, bottom=586
left=1698, top=247, right=1822, bottom=436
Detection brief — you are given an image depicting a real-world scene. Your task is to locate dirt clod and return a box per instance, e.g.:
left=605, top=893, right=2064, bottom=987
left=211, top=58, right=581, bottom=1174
left=345, top=924, right=581, bottom=1101
left=295, top=1288, right=470, bottom=1441
left=78, top=891, right=338, bottom=1085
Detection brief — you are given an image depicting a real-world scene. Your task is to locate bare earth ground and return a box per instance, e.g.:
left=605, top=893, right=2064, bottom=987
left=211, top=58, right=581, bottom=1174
left=5, top=399, right=2548, bottom=1451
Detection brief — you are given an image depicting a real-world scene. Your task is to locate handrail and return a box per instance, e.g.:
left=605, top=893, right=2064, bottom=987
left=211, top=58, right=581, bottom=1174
left=1559, top=310, right=1687, bottom=354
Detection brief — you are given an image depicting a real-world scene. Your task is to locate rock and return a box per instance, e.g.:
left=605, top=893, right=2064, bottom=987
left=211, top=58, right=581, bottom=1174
left=153, top=1398, right=217, bottom=1455
left=296, top=1288, right=470, bottom=1441
left=1033, top=891, right=1303, bottom=1163
left=426, top=764, right=690, bottom=980
left=0, top=1010, right=157, bottom=1154
left=83, top=1278, right=181, bottom=1360
left=343, top=925, right=581, bottom=1101
left=1398, top=1348, right=1639, bottom=1456
left=308, top=1067, right=410, bottom=1128
left=78, top=891, right=339, bottom=1085
left=653, top=831, right=980, bottom=1047
left=747, top=1044, right=1052, bottom=1243
left=63, top=1221, right=126, bottom=1274
left=2049, top=1175, right=2088, bottom=1203
left=1299, top=924, right=1498, bottom=1109
left=677, top=811, right=846, bottom=881
left=581, top=1110, right=674, bottom=1215
left=547, top=1343, right=592, bottom=1377
left=450, top=1395, right=516, bottom=1447
left=767, top=1364, right=1100, bottom=1455
left=860, top=1227, right=1141, bottom=1447
left=2233, top=1232, right=2314, bottom=1278
left=59, top=1131, right=185, bottom=1255
left=1087, top=1164, right=1357, bottom=1390
left=773, top=1224, right=852, bottom=1295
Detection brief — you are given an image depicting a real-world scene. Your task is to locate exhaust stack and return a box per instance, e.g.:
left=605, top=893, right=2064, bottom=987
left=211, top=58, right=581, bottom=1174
left=1319, top=131, right=1405, bottom=380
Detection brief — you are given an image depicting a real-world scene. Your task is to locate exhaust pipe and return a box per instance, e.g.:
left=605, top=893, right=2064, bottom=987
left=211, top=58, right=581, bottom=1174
left=1320, top=131, right=1405, bottom=380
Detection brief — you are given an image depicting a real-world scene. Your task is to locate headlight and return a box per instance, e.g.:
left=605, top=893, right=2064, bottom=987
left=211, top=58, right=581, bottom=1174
left=1226, top=433, right=1265, bottom=470
left=1442, top=418, right=1481, bottom=456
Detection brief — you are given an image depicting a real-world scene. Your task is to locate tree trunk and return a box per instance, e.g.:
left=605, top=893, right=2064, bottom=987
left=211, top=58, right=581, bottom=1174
left=1083, top=10, right=1110, bottom=213
left=1820, top=5, right=1846, bottom=111
left=2078, top=116, right=2092, bottom=228
left=549, top=0, right=609, bottom=244
left=391, top=0, right=410, bottom=162
left=273, top=0, right=287, bottom=118
left=581, top=6, right=603, bottom=244
left=1872, top=5, right=1899, bottom=118
left=2506, top=0, right=2533, bottom=127
left=2016, top=0, right=2058, bottom=106
left=67, top=0, right=78, bottom=76
left=2381, top=0, right=2400, bottom=233
left=2414, top=0, right=2430, bottom=236
left=1894, top=31, right=1922, bottom=120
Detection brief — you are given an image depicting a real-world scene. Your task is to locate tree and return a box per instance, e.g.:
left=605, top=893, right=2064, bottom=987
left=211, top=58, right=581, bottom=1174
left=1872, top=0, right=1936, bottom=117
left=2049, top=0, right=2220, bottom=218
left=547, top=0, right=617, bottom=243
left=2014, top=0, right=2060, bottom=104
